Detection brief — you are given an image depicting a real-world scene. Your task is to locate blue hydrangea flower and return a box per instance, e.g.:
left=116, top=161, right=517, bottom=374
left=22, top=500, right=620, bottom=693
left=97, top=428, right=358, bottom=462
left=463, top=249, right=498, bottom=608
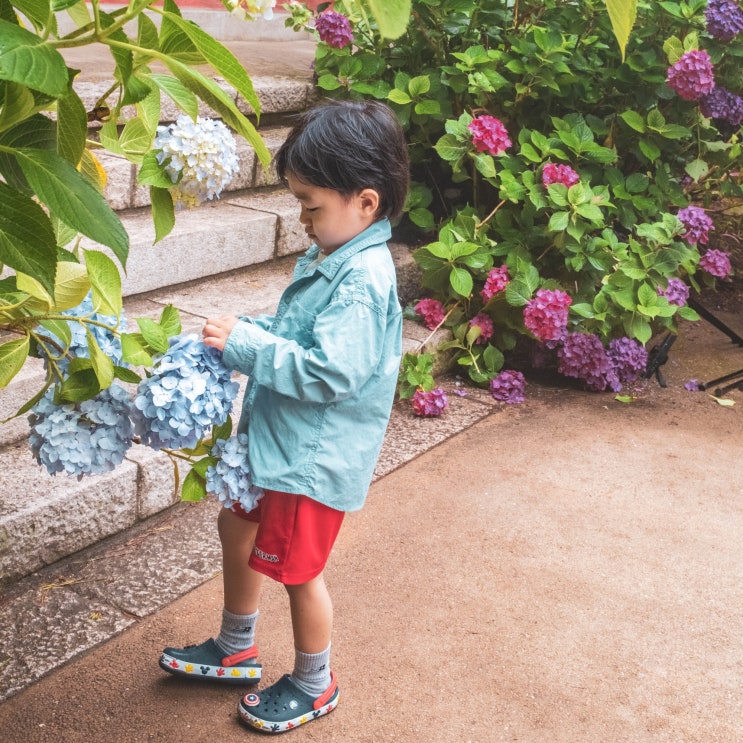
left=205, top=434, right=264, bottom=512
left=36, top=292, right=126, bottom=373
left=29, top=384, right=134, bottom=477
left=132, top=334, right=239, bottom=450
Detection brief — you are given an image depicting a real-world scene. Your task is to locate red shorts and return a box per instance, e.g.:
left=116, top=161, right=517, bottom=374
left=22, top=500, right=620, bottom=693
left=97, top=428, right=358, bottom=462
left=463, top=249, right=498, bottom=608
left=231, top=490, right=345, bottom=585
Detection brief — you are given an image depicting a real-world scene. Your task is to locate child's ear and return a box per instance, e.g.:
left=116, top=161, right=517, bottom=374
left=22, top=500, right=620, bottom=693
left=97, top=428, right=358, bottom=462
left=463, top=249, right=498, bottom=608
left=358, top=188, right=380, bottom=215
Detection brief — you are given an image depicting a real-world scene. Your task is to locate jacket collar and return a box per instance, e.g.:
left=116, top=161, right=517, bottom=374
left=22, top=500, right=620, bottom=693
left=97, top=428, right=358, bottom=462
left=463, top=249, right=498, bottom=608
left=304, top=219, right=392, bottom=280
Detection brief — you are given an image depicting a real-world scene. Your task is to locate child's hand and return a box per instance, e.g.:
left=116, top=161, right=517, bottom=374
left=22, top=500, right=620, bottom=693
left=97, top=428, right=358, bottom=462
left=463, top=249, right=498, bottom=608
left=203, top=315, right=238, bottom=352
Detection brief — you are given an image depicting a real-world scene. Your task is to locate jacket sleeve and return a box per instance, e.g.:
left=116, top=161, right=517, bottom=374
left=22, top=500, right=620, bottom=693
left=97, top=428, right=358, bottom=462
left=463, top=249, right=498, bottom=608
left=223, top=296, right=388, bottom=404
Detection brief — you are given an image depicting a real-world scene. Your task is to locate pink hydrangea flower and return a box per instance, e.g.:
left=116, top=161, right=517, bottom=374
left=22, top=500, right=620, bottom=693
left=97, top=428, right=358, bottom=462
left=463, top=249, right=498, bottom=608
left=542, top=163, right=580, bottom=188
left=699, top=249, right=732, bottom=278
left=468, top=115, right=511, bottom=155
left=657, top=278, right=690, bottom=307
left=489, top=370, right=526, bottom=403
left=412, top=387, right=449, bottom=417
left=666, top=50, right=715, bottom=101
left=468, top=312, right=494, bottom=344
left=523, top=289, right=572, bottom=343
left=480, top=265, right=510, bottom=302
left=315, top=10, right=353, bottom=48
left=414, top=298, right=447, bottom=330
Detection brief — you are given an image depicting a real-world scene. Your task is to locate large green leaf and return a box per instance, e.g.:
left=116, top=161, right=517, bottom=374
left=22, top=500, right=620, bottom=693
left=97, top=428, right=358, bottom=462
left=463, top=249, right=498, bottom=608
left=84, top=249, right=122, bottom=316
left=0, top=20, right=69, bottom=96
left=150, top=73, right=198, bottom=121
left=0, top=81, right=36, bottom=131
left=159, top=10, right=261, bottom=117
left=364, top=0, right=411, bottom=40
left=56, top=88, right=87, bottom=165
left=12, top=0, right=54, bottom=33
left=0, top=180, right=57, bottom=294
left=0, top=336, right=29, bottom=388
left=604, top=0, right=637, bottom=61
left=14, top=147, right=129, bottom=265
left=162, top=57, right=270, bottom=167
left=0, top=112, right=56, bottom=191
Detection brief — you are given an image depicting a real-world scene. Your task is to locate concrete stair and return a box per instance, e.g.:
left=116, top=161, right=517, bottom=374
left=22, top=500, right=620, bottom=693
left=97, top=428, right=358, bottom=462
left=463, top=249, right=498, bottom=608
left=0, top=13, right=443, bottom=587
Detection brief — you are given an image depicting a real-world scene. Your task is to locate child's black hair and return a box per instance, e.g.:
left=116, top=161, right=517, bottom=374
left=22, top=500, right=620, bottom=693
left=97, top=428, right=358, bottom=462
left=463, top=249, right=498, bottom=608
left=275, top=99, right=410, bottom=221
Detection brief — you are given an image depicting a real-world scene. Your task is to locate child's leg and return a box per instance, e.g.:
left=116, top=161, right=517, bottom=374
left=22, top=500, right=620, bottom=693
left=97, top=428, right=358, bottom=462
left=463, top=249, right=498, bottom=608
left=218, top=506, right=264, bottom=615
left=285, top=573, right=333, bottom=696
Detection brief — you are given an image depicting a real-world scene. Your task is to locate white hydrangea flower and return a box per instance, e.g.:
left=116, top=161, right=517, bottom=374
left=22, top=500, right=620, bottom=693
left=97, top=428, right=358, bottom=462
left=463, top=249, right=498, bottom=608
left=222, top=0, right=276, bottom=21
left=153, top=115, right=239, bottom=208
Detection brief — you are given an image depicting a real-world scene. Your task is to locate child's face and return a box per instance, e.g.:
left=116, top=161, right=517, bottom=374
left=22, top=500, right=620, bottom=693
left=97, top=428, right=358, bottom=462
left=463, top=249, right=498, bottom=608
left=287, top=173, right=379, bottom=254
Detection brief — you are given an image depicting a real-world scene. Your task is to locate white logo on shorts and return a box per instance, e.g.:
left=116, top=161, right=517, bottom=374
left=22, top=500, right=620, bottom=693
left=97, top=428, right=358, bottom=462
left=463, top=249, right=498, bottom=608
left=253, top=546, right=280, bottom=563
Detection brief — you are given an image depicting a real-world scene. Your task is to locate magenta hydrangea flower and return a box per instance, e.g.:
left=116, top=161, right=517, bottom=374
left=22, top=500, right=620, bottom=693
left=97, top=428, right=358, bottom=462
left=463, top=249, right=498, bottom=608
left=412, top=387, right=449, bottom=417
left=315, top=9, right=353, bottom=48
left=705, top=0, right=743, bottom=40
left=489, top=369, right=526, bottom=403
left=607, top=337, right=648, bottom=386
left=469, top=312, right=494, bottom=344
left=414, top=297, right=447, bottom=330
left=523, top=288, right=572, bottom=343
left=666, top=50, right=715, bottom=101
left=657, top=278, right=690, bottom=307
left=699, top=86, right=743, bottom=126
left=468, top=115, right=511, bottom=156
left=480, top=265, right=510, bottom=302
left=557, top=333, right=621, bottom=392
left=542, top=163, right=580, bottom=188
left=677, top=205, right=714, bottom=245
left=699, top=249, right=732, bottom=278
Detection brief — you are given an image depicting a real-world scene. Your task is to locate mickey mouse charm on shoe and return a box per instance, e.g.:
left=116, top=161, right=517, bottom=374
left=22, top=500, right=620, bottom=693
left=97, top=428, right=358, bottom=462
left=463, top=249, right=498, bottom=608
left=239, top=672, right=339, bottom=733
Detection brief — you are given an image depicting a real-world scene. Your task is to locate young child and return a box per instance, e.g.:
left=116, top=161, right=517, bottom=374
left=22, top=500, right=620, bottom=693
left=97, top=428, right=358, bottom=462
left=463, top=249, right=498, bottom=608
left=159, top=99, right=409, bottom=733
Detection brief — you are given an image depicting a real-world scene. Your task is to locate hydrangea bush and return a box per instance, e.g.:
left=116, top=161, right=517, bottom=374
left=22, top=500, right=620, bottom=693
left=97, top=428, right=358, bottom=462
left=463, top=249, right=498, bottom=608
left=288, top=0, right=742, bottom=399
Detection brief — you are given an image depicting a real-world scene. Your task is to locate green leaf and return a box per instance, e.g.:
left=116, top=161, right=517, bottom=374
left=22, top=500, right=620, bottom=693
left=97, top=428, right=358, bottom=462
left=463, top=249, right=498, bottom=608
left=408, top=75, right=430, bottom=97
left=14, top=148, right=129, bottom=265
left=0, top=20, right=69, bottom=96
left=434, top=133, right=468, bottom=162
left=11, top=0, right=54, bottom=32
left=365, top=0, right=411, bottom=39
left=150, top=73, right=198, bottom=121
left=59, top=366, right=100, bottom=402
left=85, top=328, right=115, bottom=389
left=159, top=304, right=182, bottom=338
left=84, top=249, right=122, bottom=316
left=119, top=116, right=153, bottom=163
left=0, top=336, right=29, bottom=388
left=387, top=88, right=412, bottom=105
left=548, top=211, right=570, bottom=232
left=449, top=266, right=473, bottom=297
left=685, top=159, right=709, bottom=182
left=53, top=260, right=90, bottom=310
left=150, top=185, right=176, bottom=243
left=121, top=333, right=153, bottom=366
left=606, top=0, right=637, bottom=60
left=56, top=88, right=87, bottom=166
left=136, top=317, right=169, bottom=353
left=162, top=57, right=270, bottom=168
left=709, top=395, right=735, bottom=407
left=181, top=468, right=207, bottom=502
left=505, top=280, right=532, bottom=307
left=159, top=11, right=261, bottom=117
left=114, top=365, right=141, bottom=384
left=0, top=180, right=57, bottom=294
left=620, top=110, right=646, bottom=133
left=0, top=81, right=36, bottom=131
left=137, top=151, right=172, bottom=189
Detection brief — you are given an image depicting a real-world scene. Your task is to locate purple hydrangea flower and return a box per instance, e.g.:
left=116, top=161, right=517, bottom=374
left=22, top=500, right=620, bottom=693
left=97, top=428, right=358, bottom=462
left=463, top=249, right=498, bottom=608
left=657, top=278, right=690, bottom=307
left=699, top=86, right=743, bottom=126
left=699, top=249, right=732, bottom=278
left=469, top=312, right=494, bottom=344
left=542, top=163, right=580, bottom=188
left=607, top=337, right=648, bottom=386
left=523, top=288, right=572, bottom=343
left=414, top=298, right=447, bottom=330
left=557, top=333, right=621, bottom=392
left=480, top=265, right=510, bottom=302
left=412, top=387, right=449, bottom=417
left=685, top=378, right=700, bottom=391
left=315, top=10, right=353, bottom=48
left=705, top=0, right=743, bottom=40
left=468, top=115, right=511, bottom=155
left=667, top=50, right=715, bottom=101
left=677, top=205, right=714, bottom=245
left=489, top=369, right=526, bottom=403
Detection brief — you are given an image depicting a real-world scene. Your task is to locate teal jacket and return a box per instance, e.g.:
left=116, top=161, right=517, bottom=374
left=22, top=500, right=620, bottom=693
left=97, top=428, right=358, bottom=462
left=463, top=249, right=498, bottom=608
left=222, top=219, right=402, bottom=512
